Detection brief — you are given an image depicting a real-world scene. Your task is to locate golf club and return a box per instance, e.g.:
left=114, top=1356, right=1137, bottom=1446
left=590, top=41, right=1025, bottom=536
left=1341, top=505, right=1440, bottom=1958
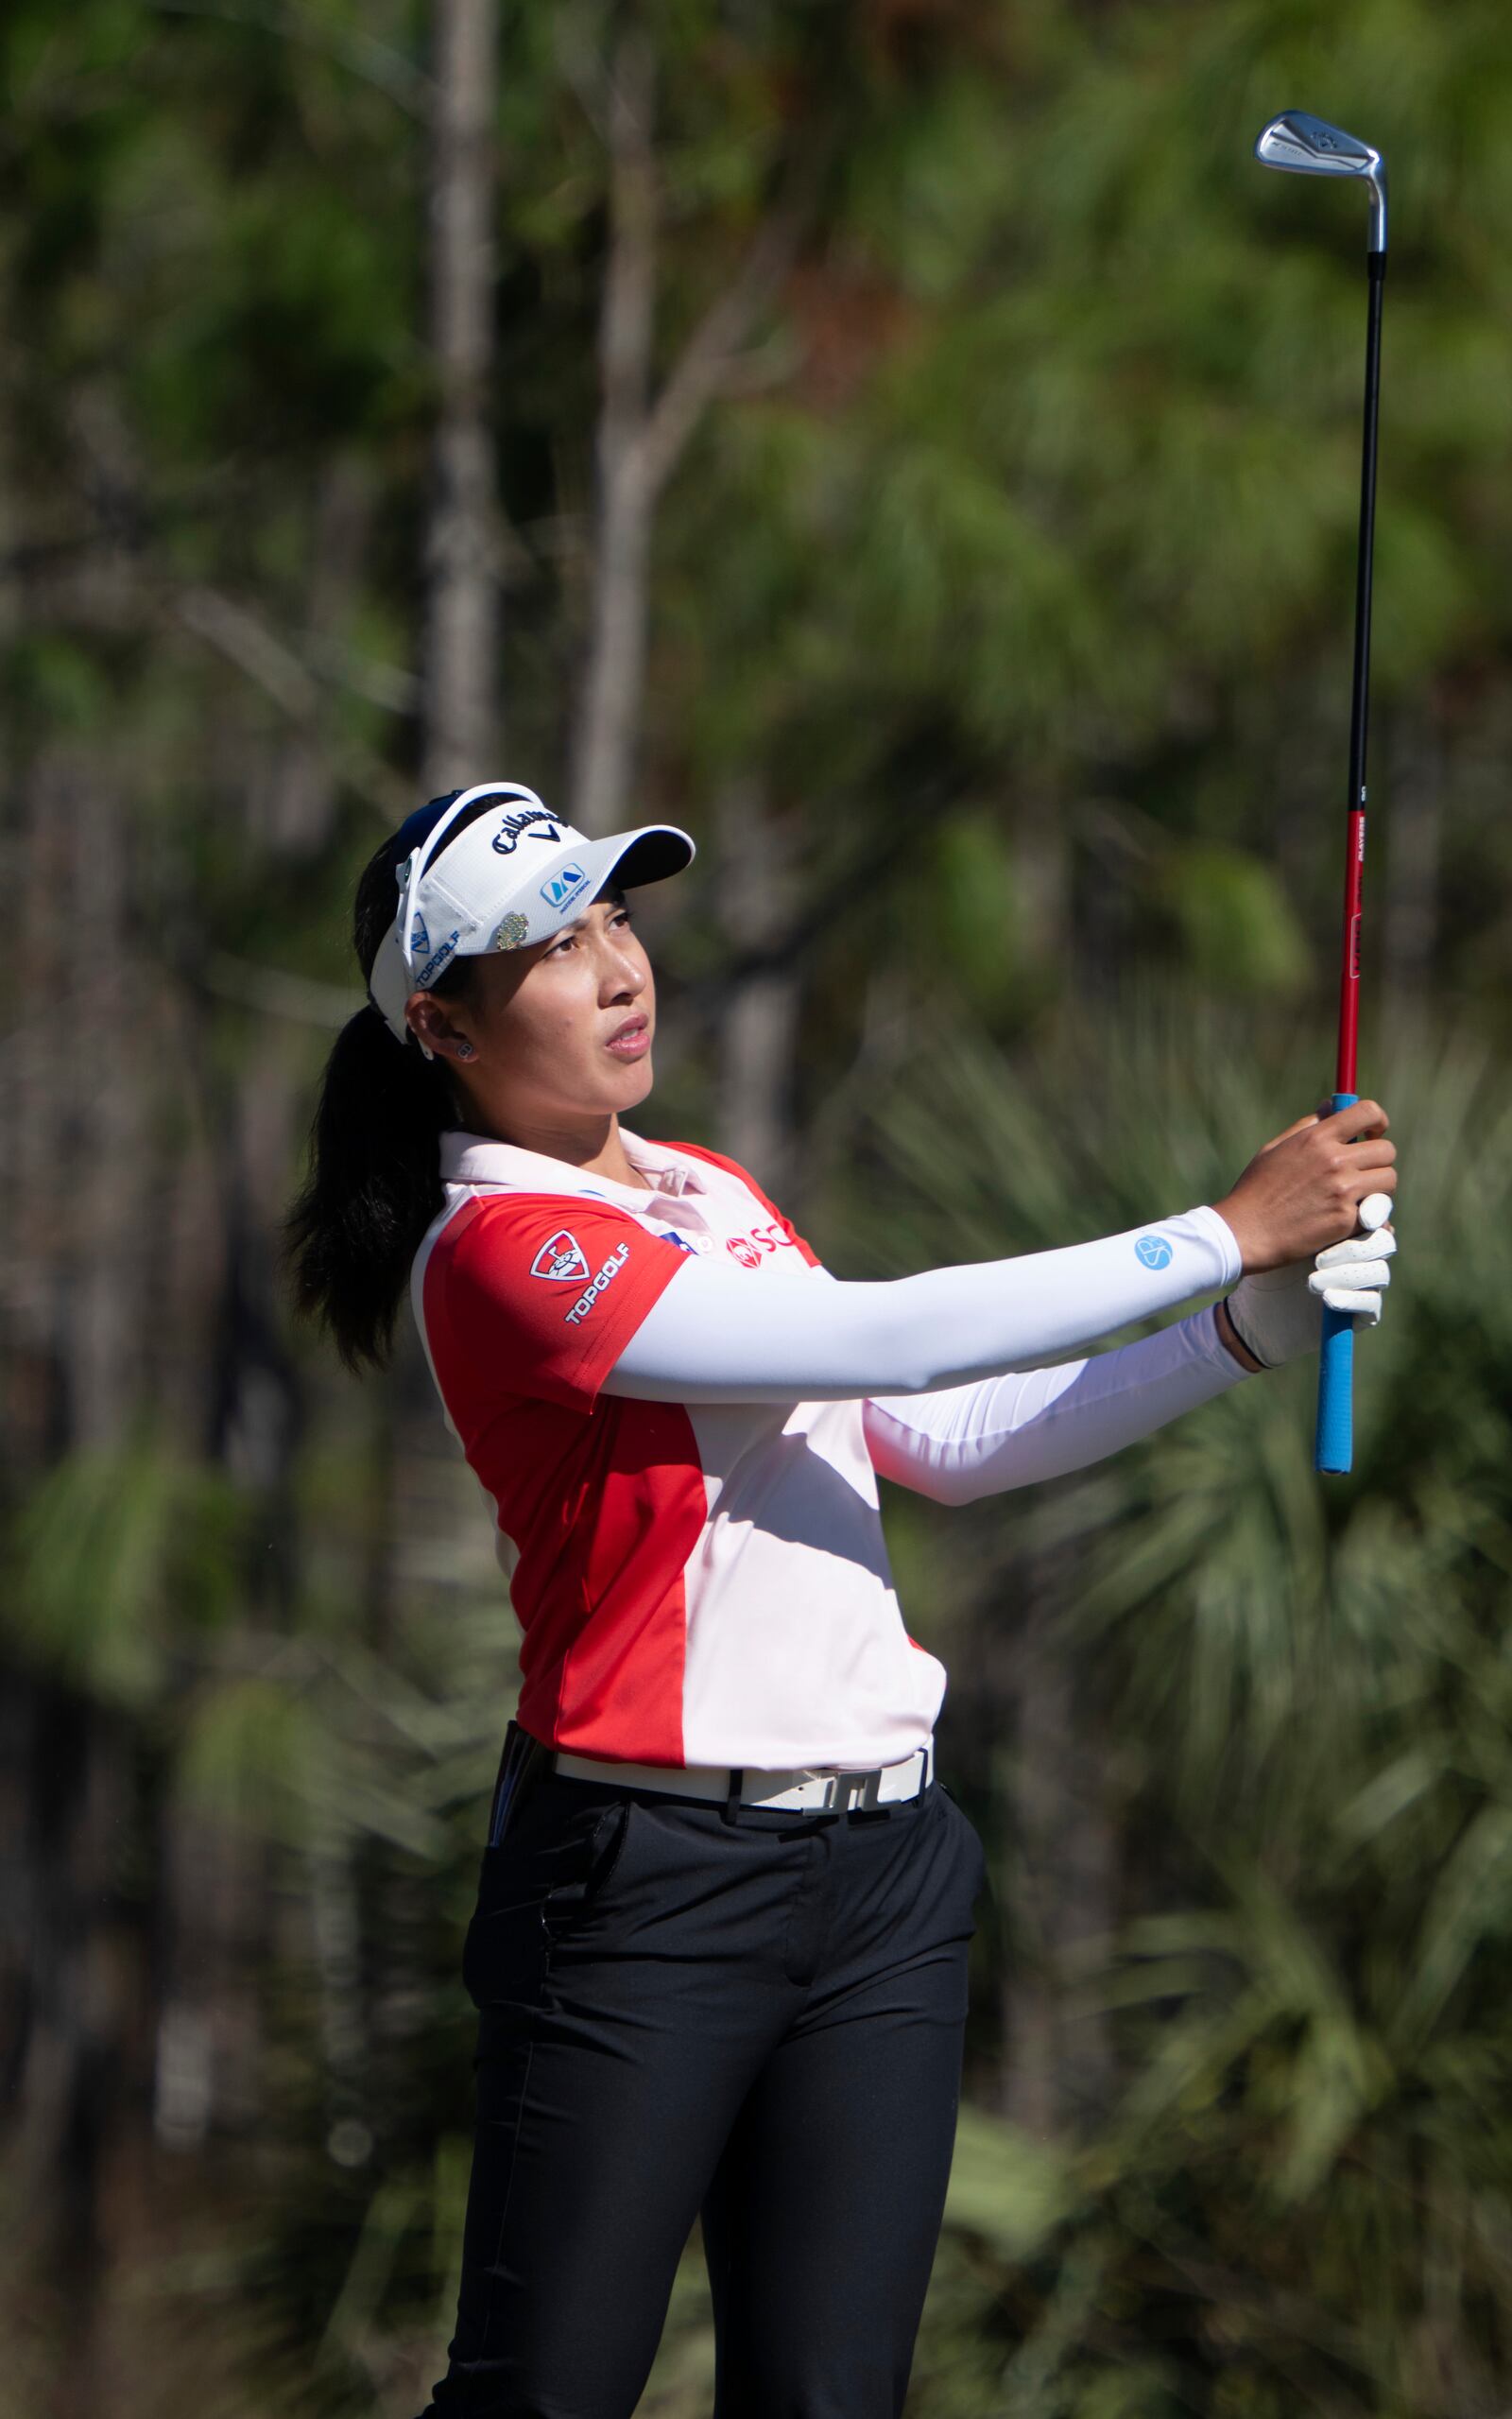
left=1254, top=110, right=1388, bottom=1476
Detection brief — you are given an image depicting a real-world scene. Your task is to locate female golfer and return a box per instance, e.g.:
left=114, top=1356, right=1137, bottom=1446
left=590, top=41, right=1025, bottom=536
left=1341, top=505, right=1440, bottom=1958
left=285, top=780, right=1397, bottom=2419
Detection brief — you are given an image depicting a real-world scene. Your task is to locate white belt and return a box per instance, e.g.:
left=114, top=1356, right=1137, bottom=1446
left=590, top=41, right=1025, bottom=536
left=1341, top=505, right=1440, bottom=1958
left=551, top=1736, right=935, bottom=1813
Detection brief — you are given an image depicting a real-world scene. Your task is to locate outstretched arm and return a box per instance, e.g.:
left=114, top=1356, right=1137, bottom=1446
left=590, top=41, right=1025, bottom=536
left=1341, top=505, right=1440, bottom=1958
left=861, top=1305, right=1248, bottom=1503
left=599, top=1206, right=1242, bottom=1405
left=856, top=1216, right=1398, bottom=1503
left=601, top=1097, right=1396, bottom=1409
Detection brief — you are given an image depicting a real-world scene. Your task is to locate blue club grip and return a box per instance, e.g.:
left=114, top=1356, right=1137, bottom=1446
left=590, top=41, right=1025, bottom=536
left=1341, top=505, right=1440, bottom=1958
left=1314, top=1091, right=1358, bottom=1476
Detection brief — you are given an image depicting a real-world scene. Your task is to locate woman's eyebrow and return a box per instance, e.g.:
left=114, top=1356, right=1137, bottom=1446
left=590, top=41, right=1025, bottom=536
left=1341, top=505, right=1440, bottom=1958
left=561, top=891, right=627, bottom=934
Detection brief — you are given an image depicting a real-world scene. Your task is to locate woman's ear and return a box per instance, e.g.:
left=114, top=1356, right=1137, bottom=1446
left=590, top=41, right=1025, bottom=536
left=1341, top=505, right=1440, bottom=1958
left=406, top=991, right=475, bottom=1065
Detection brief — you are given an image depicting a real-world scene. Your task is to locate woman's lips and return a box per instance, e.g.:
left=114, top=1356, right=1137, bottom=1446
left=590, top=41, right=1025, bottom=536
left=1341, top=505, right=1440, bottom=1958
left=606, top=1021, right=650, bottom=1060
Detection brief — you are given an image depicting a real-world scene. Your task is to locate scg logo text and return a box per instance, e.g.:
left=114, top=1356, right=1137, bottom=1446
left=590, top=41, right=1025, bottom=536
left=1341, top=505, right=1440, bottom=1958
left=726, top=1223, right=796, bottom=1270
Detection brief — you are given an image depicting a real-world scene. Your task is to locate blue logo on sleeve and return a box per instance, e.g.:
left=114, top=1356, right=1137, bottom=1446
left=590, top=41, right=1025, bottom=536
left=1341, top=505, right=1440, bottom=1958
left=1135, top=1235, right=1174, bottom=1270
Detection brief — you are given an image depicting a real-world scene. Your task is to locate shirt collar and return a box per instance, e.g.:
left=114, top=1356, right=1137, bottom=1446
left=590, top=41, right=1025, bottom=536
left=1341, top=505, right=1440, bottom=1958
left=438, top=1125, right=708, bottom=1203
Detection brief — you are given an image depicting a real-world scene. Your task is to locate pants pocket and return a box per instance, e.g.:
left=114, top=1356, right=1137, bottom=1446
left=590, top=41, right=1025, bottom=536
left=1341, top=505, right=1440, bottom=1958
left=462, top=1791, right=634, bottom=2009
left=539, top=1793, right=635, bottom=1942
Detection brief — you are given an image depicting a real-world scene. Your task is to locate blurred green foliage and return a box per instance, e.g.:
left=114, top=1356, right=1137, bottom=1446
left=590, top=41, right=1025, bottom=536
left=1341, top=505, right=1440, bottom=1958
left=3, top=1, right=1512, bottom=2413
left=856, top=1003, right=1512, bottom=2412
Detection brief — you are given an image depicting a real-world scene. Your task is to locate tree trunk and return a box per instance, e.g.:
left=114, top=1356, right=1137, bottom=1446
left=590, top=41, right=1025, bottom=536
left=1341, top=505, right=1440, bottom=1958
left=261, top=459, right=377, bottom=855
left=713, top=774, right=801, bottom=1197
left=999, top=1609, right=1117, bottom=2138
left=1379, top=708, right=1444, bottom=1053
left=947, top=1548, right=1118, bottom=2136
left=568, top=26, right=814, bottom=838
left=421, top=0, right=501, bottom=796
left=10, top=1687, right=140, bottom=2413
left=2, top=746, right=149, bottom=2410
left=570, top=26, right=657, bottom=838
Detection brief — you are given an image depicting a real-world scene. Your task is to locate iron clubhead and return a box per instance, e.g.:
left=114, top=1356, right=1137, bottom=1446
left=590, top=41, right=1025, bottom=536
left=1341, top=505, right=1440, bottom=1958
left=1254, top=111, right=1387, bottom=251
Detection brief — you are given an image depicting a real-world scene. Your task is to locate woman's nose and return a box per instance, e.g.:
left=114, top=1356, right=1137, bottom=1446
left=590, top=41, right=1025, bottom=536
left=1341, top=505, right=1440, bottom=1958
left=602, top=946, right=644, bottom=996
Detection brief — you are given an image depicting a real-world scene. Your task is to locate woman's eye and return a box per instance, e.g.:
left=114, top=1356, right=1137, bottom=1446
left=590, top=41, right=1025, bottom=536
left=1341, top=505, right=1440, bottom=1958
left=549, top=908, right=630, bottom=957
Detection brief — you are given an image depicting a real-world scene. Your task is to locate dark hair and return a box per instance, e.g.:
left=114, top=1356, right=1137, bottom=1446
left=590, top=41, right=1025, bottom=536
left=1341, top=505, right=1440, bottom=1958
left=282, top=794, right=495, bottom=1373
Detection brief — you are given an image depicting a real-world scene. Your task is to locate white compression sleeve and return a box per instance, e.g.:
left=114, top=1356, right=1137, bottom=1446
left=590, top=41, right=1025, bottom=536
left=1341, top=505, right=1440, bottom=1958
left=862, top=1305, right=1249, bottom=1504
left=597, top=1205, right=1242, bottom=1406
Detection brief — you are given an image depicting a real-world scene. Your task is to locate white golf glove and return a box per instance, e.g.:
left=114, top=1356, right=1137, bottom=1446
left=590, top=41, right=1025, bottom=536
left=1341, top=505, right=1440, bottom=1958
left=1224, top=1191, right=1396, bottom=1372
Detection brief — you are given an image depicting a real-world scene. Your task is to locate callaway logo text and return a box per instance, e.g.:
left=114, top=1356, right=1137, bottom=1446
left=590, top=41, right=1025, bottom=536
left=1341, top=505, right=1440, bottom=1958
left=492, top=807, right=563, bottom=855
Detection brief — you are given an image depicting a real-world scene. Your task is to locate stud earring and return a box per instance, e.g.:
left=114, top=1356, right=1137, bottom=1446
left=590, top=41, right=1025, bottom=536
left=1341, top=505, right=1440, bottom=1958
left=456, top=1041, right=476, bottom=1061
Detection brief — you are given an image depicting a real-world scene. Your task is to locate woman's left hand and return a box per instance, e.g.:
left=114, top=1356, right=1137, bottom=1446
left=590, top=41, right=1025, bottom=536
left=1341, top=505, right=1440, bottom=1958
left=1223, top=1190, right=1396, bottom=1371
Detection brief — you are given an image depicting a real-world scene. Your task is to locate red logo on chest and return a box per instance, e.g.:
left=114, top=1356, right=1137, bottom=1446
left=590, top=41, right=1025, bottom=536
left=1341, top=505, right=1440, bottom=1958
left=726, top=1222, right=796, bottom=1270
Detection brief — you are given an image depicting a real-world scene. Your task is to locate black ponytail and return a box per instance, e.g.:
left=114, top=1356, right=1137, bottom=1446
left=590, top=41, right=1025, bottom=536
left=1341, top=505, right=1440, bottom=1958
left=282, top=801, right=490, bottom=1373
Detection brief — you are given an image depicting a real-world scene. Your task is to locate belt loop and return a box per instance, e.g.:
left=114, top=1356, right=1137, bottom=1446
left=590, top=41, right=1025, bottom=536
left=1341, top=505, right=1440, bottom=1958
left=722, top=1766, right=745, bottom=1826
left=914, top=1741, right=931, bottom=1804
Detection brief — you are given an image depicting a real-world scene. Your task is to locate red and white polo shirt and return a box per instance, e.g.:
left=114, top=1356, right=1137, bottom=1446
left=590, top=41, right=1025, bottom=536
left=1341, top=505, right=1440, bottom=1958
left=410, top=1127, right=946, bottom=1771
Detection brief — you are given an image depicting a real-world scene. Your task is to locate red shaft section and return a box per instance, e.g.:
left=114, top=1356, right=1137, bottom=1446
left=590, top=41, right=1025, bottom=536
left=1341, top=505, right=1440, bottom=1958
left=1335, top=806, right=1366, bottom=1097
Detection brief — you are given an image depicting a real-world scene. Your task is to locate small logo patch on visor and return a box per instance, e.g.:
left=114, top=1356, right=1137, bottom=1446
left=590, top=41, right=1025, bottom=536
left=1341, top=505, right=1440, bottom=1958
left=541, top=863, right=588, bottom=910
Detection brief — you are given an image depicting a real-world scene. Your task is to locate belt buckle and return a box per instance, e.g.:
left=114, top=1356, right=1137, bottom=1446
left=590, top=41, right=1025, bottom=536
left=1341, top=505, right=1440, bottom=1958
left=815, top=1767, right=883, bottom=1813
left=783, top=1770, right=842, bottom=1813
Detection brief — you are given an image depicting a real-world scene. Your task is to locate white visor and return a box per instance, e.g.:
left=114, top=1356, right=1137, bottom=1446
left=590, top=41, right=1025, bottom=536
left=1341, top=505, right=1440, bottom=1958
left=367, top=782, right=695, bottom=1045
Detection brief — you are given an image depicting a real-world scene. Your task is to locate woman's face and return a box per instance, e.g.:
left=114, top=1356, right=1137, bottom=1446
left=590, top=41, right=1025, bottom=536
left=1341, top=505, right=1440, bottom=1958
left=406, top=883, right=657, bottom=1132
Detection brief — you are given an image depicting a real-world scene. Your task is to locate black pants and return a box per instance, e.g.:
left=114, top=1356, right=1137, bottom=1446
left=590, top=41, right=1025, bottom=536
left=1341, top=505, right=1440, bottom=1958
left=417, top=1751, right=987, bottom=2419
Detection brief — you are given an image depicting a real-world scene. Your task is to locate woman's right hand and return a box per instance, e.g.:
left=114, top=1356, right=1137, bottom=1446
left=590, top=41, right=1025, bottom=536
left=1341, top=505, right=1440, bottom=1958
left=1211, top=1100, right=1398, bottom=1274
